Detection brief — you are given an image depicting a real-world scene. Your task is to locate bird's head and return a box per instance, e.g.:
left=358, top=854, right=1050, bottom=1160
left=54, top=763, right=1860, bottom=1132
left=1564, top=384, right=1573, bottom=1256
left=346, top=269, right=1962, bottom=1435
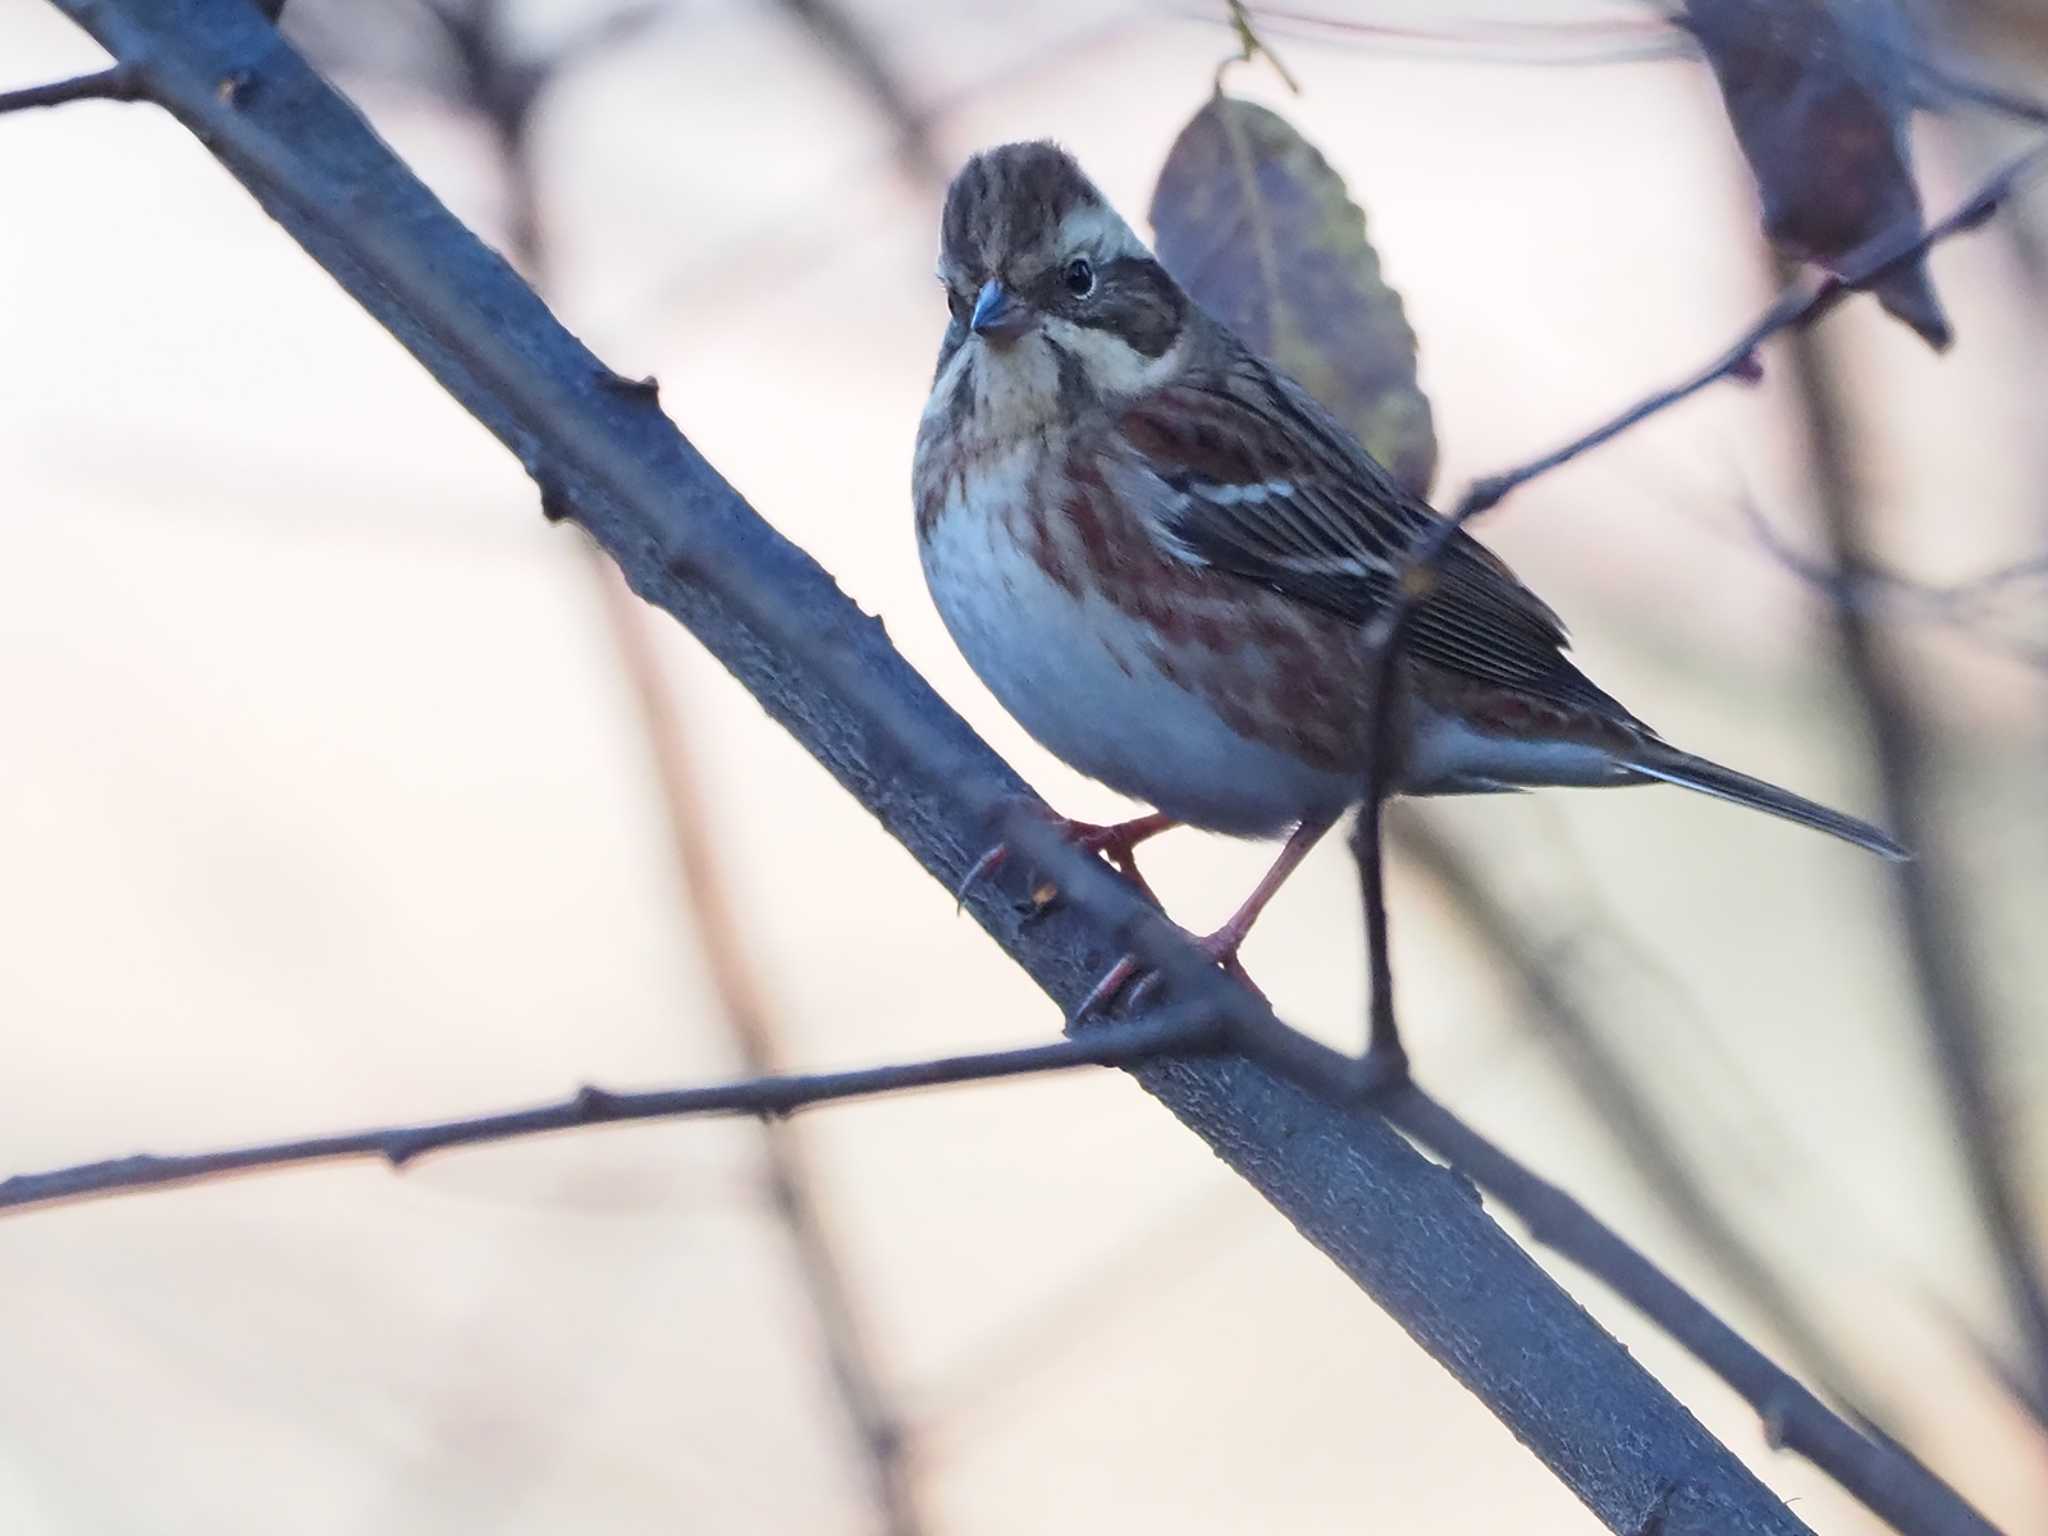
left=930, top=142, right=1190, bottom=415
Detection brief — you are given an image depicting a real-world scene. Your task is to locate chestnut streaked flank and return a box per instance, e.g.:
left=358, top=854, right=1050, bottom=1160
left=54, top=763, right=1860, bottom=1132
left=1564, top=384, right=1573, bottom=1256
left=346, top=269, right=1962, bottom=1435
left=913, top=141, right=1905, bottom=1007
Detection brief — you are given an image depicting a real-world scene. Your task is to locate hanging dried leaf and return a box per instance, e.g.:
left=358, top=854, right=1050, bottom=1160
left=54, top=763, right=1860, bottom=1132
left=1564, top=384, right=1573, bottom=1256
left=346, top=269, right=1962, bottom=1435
left=1149, top=93, right=1438, bottom=496
left=1684, top=0, right=1951, bottom=350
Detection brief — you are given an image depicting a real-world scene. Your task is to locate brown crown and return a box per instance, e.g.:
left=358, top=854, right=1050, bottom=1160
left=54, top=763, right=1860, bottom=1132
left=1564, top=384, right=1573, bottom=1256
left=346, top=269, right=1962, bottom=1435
left=939, top=141, right=1102, bottom=278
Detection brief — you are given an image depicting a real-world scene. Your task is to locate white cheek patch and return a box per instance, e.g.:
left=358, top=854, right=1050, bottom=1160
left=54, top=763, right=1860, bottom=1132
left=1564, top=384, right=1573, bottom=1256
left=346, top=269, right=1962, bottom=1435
left=1041, top=320, right=1186, bottom=400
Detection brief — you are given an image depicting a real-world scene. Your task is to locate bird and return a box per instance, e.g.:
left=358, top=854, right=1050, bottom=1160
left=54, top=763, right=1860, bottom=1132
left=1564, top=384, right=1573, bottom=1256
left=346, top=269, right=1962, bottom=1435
left=912, top=140, right=1905, bottom=1011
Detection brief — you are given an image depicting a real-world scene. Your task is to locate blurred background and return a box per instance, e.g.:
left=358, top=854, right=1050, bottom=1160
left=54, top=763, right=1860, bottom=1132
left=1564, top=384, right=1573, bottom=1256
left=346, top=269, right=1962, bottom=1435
left=2, top=0, right=2045, bottom=1530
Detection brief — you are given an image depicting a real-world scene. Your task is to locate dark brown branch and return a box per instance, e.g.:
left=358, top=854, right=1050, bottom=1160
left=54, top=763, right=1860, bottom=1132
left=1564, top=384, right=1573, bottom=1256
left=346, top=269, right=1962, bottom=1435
left=1785, top=314, right=2048, bottom=1424
left=0, top=1009, right=1225, bottom=1215
left=0, top=65, right=140, bottom=113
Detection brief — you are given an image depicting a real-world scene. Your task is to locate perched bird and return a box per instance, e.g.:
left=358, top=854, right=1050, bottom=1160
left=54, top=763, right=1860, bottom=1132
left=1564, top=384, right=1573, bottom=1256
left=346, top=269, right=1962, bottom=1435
left=913, top=141, right=1904, bottom=1008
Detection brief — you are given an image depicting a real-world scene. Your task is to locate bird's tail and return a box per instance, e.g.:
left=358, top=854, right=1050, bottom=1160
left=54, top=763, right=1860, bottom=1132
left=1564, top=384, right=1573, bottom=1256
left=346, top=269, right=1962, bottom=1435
left=1625, top=742, right=1909, bottom=861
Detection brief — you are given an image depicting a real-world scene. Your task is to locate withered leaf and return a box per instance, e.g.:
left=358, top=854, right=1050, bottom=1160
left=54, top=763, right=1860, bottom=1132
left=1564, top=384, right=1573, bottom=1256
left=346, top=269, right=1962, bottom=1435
left=1684, top=0, right=1951, bottom=350
left=1149, top=93, right=1438, bottom=496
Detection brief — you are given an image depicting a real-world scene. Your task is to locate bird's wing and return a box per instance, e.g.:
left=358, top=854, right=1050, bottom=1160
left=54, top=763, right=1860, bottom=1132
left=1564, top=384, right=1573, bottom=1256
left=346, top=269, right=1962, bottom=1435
left=1107, top=352, right=1625, bottom=714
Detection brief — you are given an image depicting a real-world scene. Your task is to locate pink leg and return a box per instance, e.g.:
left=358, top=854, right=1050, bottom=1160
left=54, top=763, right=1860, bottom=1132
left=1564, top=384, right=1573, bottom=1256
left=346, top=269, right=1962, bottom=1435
left=1072, top=814, right=1339, bottom=1021
left=1066, top=811, right=1176, bottom=906
left=1202, top=815, right=1333, bottom=963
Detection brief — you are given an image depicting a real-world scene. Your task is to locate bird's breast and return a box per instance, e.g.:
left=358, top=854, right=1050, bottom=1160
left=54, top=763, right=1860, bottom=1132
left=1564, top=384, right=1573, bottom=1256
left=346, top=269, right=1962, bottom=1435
left=913, top=430, right=1361, bottom=836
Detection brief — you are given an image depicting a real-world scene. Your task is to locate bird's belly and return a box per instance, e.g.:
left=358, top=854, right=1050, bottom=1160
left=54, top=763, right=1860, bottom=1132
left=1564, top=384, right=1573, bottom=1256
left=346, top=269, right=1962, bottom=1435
left=919, top=462, right=1355, bottom=837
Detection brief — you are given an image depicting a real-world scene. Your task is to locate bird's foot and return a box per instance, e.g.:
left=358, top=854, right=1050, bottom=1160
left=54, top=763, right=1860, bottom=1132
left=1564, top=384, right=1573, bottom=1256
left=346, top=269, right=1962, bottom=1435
left=1071, top=922, right=1268, bottom=1025
left=1068, top=814, right=1335, bottom=1025
left=954, top=810, right=1177, bottom=912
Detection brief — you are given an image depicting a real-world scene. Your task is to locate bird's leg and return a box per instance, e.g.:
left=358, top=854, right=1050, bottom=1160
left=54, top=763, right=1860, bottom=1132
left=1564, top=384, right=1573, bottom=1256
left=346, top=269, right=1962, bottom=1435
left=1070, top=811, right=1176, bottom=906
left=1346, top=788, right=1409, bottom=1098
left=955, top=810, right=1178, bottom=911
left=1073, top=815, right=1338, bottom=1022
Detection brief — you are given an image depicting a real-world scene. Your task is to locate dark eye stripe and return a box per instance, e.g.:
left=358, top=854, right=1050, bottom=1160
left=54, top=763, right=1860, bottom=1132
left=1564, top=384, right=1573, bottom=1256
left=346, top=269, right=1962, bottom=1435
left=1064, top=256, right=1185, bottom=358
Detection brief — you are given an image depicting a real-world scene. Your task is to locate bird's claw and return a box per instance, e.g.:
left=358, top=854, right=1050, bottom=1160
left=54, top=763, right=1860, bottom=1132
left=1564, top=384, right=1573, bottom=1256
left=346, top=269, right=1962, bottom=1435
left=1068, top=929, right=1268, bottom=1026
left=954, top=842, right=1010, bottom=913
left=954, top=811, right=1176, bottom=914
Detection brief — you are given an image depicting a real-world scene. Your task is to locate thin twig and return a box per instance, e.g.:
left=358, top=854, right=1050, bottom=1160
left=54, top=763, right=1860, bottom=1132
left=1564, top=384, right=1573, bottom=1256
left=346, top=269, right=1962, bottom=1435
left=0, top=1009, right=1226, bottom=1215
left=0, top=65, right=140, bottom=113
left=1785, top=312, right=2048, bottom=1427
left=1350, top=135, right=2048, bottom=1064
left=1740, top=498, right=2048, bottom=669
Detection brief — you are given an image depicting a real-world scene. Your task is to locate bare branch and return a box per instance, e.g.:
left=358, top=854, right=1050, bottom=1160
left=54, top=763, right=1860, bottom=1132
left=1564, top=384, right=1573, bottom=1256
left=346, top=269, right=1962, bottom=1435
left=0, top=1009, right=1224, bottom=1215
left=0, top=65, right=140, bottom=114
left=1394, top=815, right=1974, bottom=1489
left=1379, top=1083, right=2001, bottom=1536
left=1452, top=135, right=2046, bottom=535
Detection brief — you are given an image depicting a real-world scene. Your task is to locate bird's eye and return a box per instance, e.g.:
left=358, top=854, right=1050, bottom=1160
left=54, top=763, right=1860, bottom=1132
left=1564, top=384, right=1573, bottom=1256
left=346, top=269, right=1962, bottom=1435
left=946, top=287, right=969, bottom=323
left=1062, top=257, right=1095, bottom=298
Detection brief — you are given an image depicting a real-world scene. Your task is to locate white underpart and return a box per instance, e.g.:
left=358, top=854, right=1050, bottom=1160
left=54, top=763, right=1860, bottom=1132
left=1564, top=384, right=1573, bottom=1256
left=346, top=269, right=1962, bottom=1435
left=1403, top=707, right=1633, bottom=795
left=921, top=436, right=1358, bottom=836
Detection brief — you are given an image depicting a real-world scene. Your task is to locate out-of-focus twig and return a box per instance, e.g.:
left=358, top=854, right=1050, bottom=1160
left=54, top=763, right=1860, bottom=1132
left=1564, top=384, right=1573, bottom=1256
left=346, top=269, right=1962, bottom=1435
left=1784, top=313, right=2048, bottom=1429
left=1740, top=498, right=2048, bottom=669
left=774, top=0, right=941, bottom=185
left=1226, top=5, right=1691, bottom=67
left=592, top=563, right=931, bottom=1534
left=324, top=5, right=933, bottom=1526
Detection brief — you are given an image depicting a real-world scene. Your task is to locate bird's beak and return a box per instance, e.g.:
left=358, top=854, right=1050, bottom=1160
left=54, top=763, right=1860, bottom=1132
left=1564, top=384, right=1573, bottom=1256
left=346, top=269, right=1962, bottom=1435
left=969, top=280, right=1032, bottom=343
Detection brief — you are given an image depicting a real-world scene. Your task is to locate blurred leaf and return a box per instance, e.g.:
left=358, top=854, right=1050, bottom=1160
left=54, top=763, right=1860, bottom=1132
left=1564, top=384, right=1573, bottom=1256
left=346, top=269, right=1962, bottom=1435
left=1684, top=0, right=1952, bottom=350
left=1149, top=92, right=1437, bottom=496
